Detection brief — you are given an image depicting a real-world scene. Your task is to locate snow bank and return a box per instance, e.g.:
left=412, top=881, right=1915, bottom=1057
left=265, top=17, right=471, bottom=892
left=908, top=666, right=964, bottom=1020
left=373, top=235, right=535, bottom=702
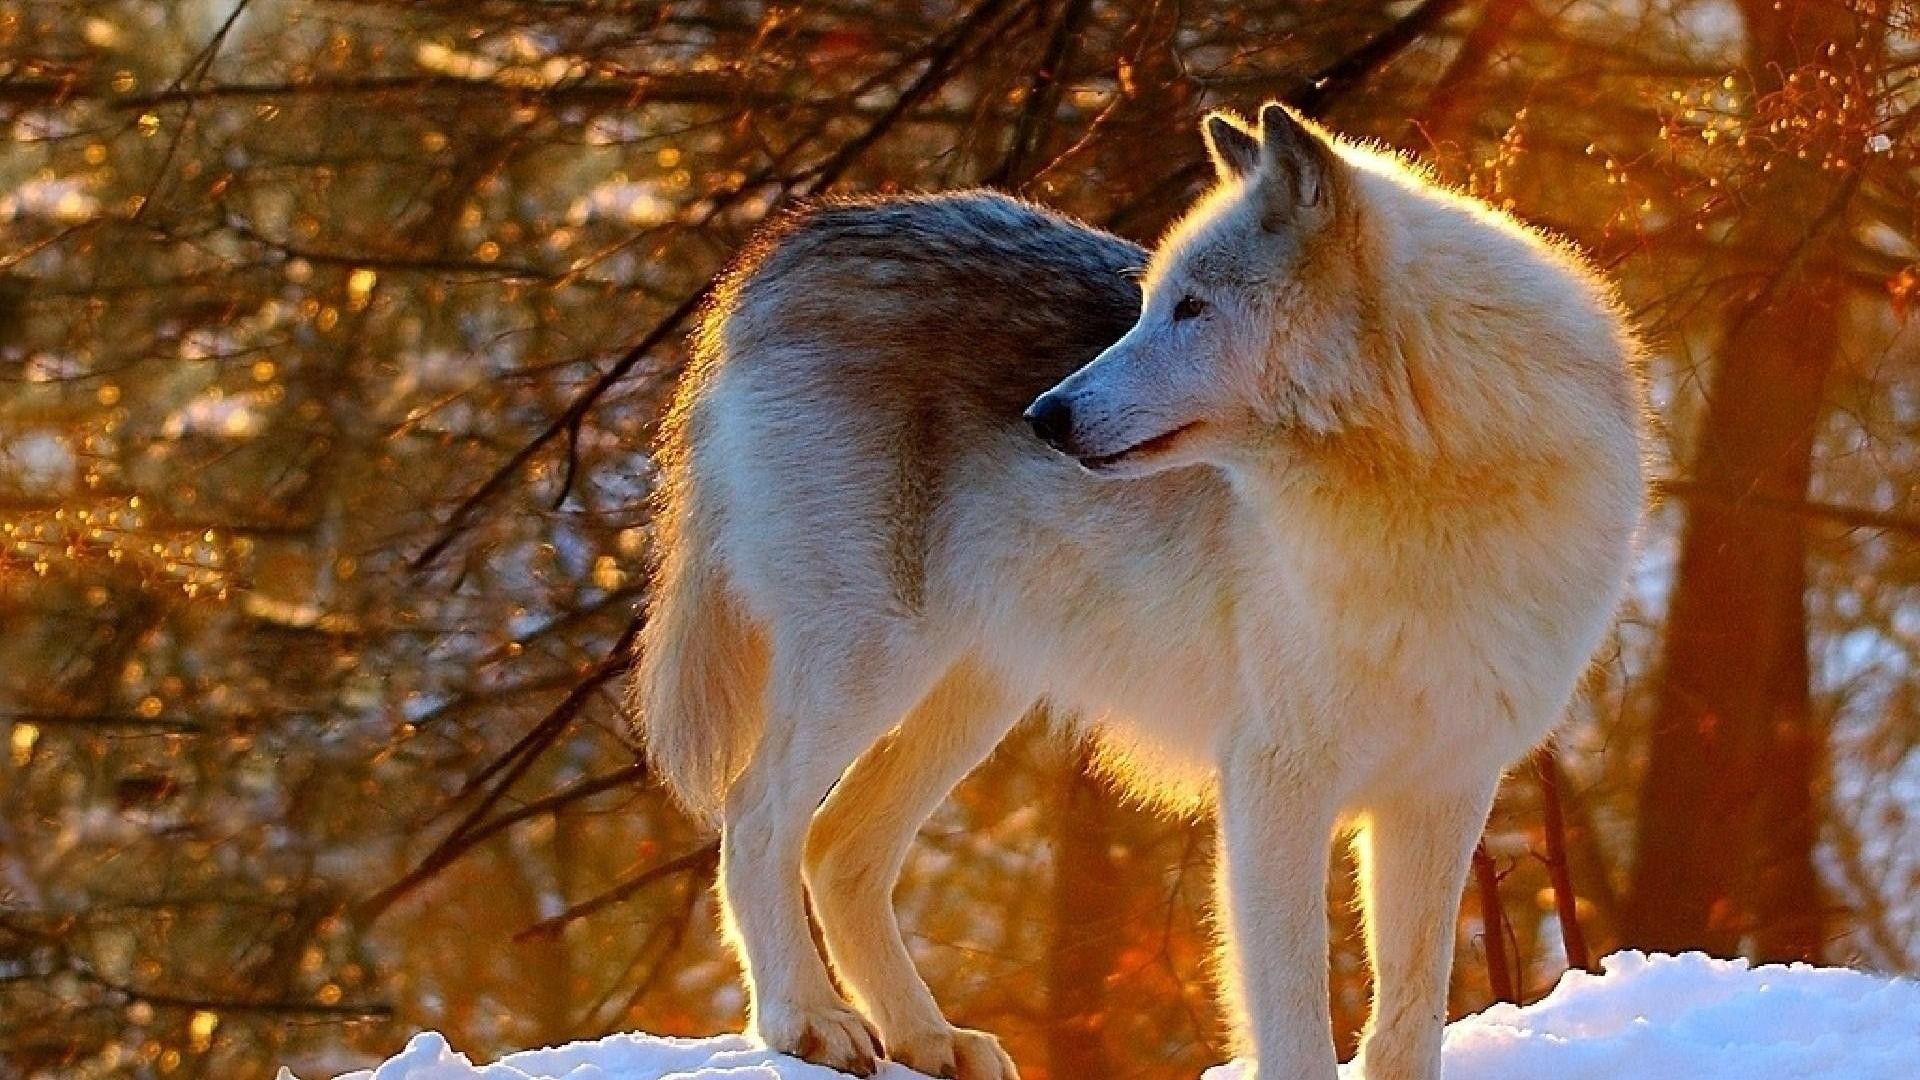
left=1220, top=951, right=1920, bottom=1080
left=309, top=952, right=1920, bottom=1080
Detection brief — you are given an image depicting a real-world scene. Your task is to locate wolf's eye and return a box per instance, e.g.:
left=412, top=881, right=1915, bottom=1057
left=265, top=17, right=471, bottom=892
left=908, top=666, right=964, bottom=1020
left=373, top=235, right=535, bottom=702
left=1171, top=295, right=1208, bottom=322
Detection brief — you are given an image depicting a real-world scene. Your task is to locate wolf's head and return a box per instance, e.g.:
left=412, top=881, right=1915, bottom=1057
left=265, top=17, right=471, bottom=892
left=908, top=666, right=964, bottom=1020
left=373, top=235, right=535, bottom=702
left=1026, top=103, right=1379, bottom=479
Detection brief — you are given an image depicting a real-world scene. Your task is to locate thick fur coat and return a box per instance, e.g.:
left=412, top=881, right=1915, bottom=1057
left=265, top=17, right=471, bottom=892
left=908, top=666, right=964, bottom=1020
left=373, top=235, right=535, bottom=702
left=632, top=105, right=1647, bottom=1080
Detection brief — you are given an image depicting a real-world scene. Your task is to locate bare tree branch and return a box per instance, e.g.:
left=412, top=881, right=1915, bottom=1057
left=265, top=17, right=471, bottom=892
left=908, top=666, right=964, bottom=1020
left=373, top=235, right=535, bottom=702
left=1534, top=747, right=1592, bottom=972
left=1473, top=843, right=1518, bottom=1004
left=515, top=842, right=719, bottom=942
left=1655, top=478, right=1920, bottom=541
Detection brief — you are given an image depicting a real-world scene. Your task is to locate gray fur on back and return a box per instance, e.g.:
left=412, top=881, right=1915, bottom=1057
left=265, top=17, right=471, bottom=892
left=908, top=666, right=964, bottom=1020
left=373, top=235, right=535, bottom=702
left=711, top=191, right=1147, bottom=423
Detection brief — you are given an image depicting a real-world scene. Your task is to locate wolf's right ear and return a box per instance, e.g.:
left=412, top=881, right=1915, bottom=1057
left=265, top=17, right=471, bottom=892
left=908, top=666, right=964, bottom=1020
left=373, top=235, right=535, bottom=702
left=1202, top=111, right=1261, bottom=182
left=1251, top=102, right=1340, bottom=231
left=1256, top=104, right=1335, bottom=208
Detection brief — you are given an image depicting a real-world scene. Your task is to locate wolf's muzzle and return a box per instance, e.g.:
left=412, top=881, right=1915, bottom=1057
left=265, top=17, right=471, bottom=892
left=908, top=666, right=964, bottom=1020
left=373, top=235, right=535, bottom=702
left=1023, top=394, right=1076, bottom=453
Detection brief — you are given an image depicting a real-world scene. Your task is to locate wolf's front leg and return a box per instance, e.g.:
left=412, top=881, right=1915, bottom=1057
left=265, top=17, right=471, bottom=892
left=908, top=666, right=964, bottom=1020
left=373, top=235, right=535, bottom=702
left=1216, top=751, right=1342, bottom=1080
left=1350, top=778, right=1499, bottom=1080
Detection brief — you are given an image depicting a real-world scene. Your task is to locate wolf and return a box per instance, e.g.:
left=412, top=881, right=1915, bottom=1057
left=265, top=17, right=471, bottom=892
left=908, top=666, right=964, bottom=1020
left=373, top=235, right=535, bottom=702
left=631, top=103, right=1646, bottom=1080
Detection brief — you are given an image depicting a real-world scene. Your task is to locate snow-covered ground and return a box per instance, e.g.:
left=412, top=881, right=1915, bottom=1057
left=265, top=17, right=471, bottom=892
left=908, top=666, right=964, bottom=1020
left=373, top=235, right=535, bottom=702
left=309, top=952, right=1920, bottom=1080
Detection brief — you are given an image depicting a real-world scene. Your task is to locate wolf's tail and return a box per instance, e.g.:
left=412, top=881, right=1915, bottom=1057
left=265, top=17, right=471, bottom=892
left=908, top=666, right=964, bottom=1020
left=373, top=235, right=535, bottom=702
left=629, top=429, right=768, bottom=827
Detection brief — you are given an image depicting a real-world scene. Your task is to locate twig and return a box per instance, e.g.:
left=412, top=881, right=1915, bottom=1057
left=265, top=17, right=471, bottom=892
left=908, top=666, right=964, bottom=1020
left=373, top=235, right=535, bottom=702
left=1104, top=0, right=1469, bottom=234
left=386, top=764, right=645, bottom=908
left=3, top=710, right=207, bottom=734
left=357, top=618, right=647, bottom=922
left=72, top=966, right=390, bottom=1019
left=409, top=290, right=707, bottom=570
left=793, top=0, right=1018, bottom=193
left=448, top=617, right=646, bottom=806
left=1534, top=747, right=1592, bottom=972
left=515, top=842, right=719, bottom=942
left=411, top=0, right=1020, bottom=571
left=0, top=72, right=885, bottom=115
left=1411, top=0, right=1526, bottom=141
left=223, top=213, right=552, bottom=280
left=1654, top=477, right=1920, bottom=541
left=1472, top=843, right=1518, bottom=1003
left=130, top=0, right=253, bottom=223
left=985, top=0, right=1095, bottom=189
left=1289, top=0, right=1469, bottom=117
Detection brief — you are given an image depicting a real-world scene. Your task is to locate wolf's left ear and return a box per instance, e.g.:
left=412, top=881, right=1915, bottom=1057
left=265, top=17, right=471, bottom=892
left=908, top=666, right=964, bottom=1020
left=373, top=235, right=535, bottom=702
left=1254, top=102, right=1339, bottom=229
left=1202, top=111, right=1261, bottom=182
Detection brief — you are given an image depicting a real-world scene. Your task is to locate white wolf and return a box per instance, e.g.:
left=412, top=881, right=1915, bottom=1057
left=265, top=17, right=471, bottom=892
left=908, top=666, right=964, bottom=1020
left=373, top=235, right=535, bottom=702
left=632, top=104, right=1646, bottom=1080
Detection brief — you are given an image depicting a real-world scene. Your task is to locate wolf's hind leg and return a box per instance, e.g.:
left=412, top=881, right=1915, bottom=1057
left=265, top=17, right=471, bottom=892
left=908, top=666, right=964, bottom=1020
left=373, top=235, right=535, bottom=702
left=805, top=659, right=1025, bottom=1080
left=719, top=643, right=943, bottom=1077
left=1350, top=777, right=1499, bottom=1080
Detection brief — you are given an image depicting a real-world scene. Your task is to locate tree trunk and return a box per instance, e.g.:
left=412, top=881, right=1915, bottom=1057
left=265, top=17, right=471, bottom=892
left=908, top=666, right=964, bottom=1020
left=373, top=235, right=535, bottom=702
left=1751, top=535, right=1827, bottom=960
left=1046, top=750, right=1121, bottom=1079
left=1623, top=1, right=1859, bottom=960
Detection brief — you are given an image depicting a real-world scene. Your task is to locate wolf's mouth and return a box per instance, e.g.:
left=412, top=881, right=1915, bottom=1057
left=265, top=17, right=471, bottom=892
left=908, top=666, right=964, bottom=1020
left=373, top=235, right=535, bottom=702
left=1077, top=421, right=1200, bottom=470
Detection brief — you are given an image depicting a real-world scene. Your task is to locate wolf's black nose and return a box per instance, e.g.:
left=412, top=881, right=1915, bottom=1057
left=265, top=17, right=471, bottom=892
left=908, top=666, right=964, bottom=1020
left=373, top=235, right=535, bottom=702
left=1024, top=395, right=1075, bottom=452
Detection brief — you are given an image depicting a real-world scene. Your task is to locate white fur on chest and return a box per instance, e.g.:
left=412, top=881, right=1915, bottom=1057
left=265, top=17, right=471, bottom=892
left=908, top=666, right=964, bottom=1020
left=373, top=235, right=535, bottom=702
left=941, top=455, right=1625, bottom=812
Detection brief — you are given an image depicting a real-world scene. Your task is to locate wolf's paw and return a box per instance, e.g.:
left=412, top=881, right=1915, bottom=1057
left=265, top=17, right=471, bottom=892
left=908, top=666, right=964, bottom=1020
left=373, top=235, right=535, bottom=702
left=888, top=1026, right=1018, bottom=1080
left=758, top=1002, right=885, bottom=1077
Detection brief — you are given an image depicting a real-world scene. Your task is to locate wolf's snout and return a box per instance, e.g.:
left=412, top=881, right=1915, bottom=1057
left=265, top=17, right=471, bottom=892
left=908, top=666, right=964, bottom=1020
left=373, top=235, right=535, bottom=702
left=1024, top=394, right=1076, bottom=453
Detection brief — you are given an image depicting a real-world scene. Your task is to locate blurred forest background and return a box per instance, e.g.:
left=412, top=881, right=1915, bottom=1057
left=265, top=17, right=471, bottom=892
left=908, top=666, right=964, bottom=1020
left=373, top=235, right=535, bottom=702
left=3, top=0, right=1919, bottom=1077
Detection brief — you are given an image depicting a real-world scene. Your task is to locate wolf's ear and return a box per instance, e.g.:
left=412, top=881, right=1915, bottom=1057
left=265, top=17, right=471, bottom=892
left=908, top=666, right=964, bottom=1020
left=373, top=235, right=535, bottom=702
left=1202, top=111, right=1261, bottom=182
left=1253, top=102, right=1339, bottom=229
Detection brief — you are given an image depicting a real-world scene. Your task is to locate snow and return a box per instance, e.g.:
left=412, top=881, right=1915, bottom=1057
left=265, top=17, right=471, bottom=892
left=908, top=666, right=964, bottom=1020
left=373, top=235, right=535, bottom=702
left=1231, top=952, right=1920, bottom=1080
left=307, top=952, right=1920, bottom=1080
